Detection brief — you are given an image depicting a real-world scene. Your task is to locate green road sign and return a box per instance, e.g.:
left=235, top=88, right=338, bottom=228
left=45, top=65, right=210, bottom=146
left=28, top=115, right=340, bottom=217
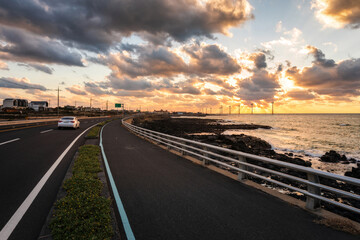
left=115, top=103, right=123, bottom=108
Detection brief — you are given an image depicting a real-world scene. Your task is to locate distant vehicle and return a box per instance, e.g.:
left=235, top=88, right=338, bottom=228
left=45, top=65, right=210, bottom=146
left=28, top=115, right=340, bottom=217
left=30, top=101, right=48, bottom=111
left=1, top=98, right=29, bottom=112
left=58, top=116, right=80, bottom=129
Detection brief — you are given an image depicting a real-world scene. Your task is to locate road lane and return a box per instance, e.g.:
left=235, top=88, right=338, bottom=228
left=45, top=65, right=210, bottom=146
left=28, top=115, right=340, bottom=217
left=0, top=117, right=113, bottom=240
left=0, top=124, right=96, bottom=239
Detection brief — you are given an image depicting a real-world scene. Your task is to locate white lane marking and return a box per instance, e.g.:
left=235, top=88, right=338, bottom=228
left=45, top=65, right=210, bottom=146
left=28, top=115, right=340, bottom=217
left=0, top=138, right=20, bottom=146
left=0, top=123, right=98, bottom=240
left=40, top=129, right=53, bottom=134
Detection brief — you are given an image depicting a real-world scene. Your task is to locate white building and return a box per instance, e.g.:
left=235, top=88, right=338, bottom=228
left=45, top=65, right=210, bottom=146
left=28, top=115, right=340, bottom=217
left=2, top=98, right=28, bottom=109
left=29, top=101, right=48, bottom=111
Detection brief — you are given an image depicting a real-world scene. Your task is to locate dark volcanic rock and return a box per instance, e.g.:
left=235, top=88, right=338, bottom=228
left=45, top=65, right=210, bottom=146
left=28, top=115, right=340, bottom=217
left=345, top=167, right=360, bottom=179
left=349, top=158, right=357, bottom=163
left=132, top=115, right=271, bottom=136
left=320, top=150, right=347, bottom=163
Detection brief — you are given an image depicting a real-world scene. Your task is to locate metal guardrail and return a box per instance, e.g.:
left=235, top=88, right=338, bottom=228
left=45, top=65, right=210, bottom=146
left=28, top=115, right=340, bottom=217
left=122, top=117, right=360, bottom=215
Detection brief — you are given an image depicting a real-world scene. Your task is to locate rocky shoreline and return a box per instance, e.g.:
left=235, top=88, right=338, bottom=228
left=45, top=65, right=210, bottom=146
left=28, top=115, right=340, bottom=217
left=132, top=114, right=360, bottom=222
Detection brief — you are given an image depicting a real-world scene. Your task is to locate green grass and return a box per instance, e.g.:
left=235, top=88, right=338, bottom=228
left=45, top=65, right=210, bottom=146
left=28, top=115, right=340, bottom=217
left=85, top=120, right=112, bottom=139
left=50, top=145, right=113, bottom=240
left=86, top=126, right=102, bottom=139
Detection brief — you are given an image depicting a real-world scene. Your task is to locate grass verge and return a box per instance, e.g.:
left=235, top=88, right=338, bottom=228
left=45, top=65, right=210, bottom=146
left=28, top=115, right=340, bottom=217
left=50, top=145, right=113, bottom=240
left=86, top=120, right=112, bottom=139
left=86, top=125, right=102, bottom=139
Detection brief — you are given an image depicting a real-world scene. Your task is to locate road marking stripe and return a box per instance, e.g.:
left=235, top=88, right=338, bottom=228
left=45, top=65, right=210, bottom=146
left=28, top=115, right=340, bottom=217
left=0, top=123, right=98, bottom=240
left=40, top=129, right=53, bottom=134
left=0, top=138, right=20, bottom=146
left=100, top=122, right=136, bottom=240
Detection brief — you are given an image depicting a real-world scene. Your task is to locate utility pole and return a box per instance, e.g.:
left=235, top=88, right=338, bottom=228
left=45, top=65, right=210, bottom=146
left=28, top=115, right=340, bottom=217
left=106, top=100, right=108, bottom=111
left=57, top=86, right=60, bottom=116
left=220, top=105, right=223, bottom=114
left=272, top=102, right=274, bottom=115
left=238, top=104, right=241, bottom=115
left=251, top=103, right=254, bottom=114
left=210, top=107, right=212, bottom=114
left=229, top=105, right=231, bottom=115
left=75, top=101, right=77, bottom=107
left=90, top=98, right=92, bottom=109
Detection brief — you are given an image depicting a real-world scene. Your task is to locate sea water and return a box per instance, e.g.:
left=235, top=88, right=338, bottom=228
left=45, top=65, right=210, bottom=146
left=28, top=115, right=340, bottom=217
left=182, top=114, right=360, bottom=174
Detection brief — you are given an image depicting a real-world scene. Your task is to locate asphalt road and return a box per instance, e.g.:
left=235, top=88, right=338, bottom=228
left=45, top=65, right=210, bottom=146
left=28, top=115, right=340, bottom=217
left=0, top=117, right=112, bottom=240
left=102, top=119, right=357, bottom=240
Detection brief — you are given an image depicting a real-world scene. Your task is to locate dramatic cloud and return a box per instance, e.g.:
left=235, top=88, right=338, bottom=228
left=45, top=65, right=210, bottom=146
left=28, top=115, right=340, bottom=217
left=66, top=86, right=87, bottom=96
left=237, top=69, right=280, bottom=101
left=18, top=63, right=54, bottom=74
left=0, top=0, right=253, bottom=52
left=286, top=55, right=360, bottom=97
left=286, top=90, right=317, bottom=100
left=249, top=52, right=267, bottom=69
left=313, top=0, right=360, bottom=29
left=106, top=46, right=187, bottom=78
left=184, top=42, right=241, bottom=75
left=198, top=77, right=235, bottom=90
left=167, top=85, right=202, bottom=95
left=0, top=77, right=47, bottom=90
left=108, top=76, right=152, bottom=91
left=99, top=42, right=241, bottom=89
left=84, top=82, right=113, bottom=96
left=83, top=81, right=153, bottom=98
left=306, top=45, right=336, bottom=68
left=0, top=26, right=84, bottom=66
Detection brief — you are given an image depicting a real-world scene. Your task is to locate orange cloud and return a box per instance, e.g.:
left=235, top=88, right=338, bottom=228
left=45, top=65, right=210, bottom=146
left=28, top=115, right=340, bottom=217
left=313, top=0, right=360, bottom=28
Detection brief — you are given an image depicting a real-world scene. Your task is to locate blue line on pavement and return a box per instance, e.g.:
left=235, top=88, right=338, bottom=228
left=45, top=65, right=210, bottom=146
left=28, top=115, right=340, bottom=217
left=100, top=122, right=136, bottom=240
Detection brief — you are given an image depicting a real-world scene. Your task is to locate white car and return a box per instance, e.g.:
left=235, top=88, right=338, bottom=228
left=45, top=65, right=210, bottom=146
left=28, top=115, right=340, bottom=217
left=58, top=116, right=80, bottom=129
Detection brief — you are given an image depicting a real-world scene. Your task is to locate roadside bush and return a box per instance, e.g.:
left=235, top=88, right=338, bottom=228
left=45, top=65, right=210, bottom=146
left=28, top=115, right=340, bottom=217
left=50, top=145, right=113, bottom=240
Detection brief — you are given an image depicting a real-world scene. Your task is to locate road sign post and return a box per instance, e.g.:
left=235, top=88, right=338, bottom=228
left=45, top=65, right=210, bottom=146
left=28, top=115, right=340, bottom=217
left=115, top=103, right=125, bottom=116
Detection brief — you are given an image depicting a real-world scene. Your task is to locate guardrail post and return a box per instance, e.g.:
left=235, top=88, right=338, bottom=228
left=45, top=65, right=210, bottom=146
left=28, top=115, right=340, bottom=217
left=237, top=156, right=247, bottom=180
left=166, top=136, right=171, bottom=149
left=202, top=147, right=209, bottom=166
left=180, top=140, right=186, bottom=155
left=306, top=173, right=321, bottom=210
left=154, top=133, right=160, bottom=145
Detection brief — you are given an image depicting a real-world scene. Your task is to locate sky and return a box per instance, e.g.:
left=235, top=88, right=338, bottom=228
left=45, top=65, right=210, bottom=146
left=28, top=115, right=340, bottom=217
left=0, top=0, right=360, bottom=113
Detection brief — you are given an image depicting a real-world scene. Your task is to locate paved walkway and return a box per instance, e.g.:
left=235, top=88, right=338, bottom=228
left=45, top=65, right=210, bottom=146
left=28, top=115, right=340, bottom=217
left=102, top=119, right=357, bottom=240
